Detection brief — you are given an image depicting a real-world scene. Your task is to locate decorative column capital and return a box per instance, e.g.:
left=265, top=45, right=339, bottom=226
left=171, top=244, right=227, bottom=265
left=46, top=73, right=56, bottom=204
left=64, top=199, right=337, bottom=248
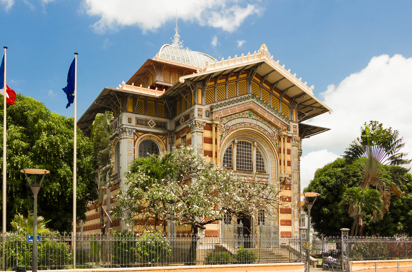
left=119, top=127, right=134, bottom=139
left=291, top=136, right=300, bottom=147
left=188, top=120, right=206, bottom=133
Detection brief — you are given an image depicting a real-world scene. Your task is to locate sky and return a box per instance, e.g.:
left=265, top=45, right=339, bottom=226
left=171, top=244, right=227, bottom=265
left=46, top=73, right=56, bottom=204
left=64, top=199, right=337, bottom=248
left=1, top=0, right=412, bottom=190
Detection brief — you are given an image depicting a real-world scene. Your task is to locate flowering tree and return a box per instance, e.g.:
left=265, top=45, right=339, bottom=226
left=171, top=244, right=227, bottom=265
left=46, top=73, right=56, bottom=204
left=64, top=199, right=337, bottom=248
left=115, top=146, right=284, bottom=261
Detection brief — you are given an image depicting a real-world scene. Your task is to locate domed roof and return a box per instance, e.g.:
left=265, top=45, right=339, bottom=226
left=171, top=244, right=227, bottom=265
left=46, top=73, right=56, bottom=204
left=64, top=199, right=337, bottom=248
left=154, top=26, right=216, bottom=68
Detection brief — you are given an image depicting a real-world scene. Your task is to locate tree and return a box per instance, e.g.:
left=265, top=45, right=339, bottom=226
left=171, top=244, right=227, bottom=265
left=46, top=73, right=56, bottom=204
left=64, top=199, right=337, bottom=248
left=306, top=158, right=412, bottom=236
left=115, top=146, right=283, bottom=261
left=339, top=187, right=383, bottom=236
left=10, top=212, right=52, bottom=235
left=345, top=121, right=411, bottom=166
left=91, top=111, right=113, bottom=235
left=125, top=152, right=176, bottom=232
left=344, top=121, right=410, bottom=220
left=0, top=94, right=95, bottom=232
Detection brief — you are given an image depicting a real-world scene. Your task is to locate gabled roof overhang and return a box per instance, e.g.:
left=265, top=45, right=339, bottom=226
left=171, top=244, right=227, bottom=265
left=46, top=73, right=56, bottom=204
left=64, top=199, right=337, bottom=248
left=299, top=123, right=330, bottom=139
left=126, top=59, right=198, bottom=86
left=176, top=44, right=332, bottom=122
left=78, top=85, right=166, bottom=133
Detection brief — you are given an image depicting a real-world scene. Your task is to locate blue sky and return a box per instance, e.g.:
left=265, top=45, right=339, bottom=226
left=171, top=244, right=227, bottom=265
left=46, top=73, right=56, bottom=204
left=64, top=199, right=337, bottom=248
left=2, top=0, right=412, bottom=188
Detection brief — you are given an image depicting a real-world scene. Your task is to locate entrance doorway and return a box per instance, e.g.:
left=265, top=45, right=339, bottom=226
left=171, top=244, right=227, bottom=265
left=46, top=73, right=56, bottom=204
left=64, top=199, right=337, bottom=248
left=237, top=215, right=252, bottom=248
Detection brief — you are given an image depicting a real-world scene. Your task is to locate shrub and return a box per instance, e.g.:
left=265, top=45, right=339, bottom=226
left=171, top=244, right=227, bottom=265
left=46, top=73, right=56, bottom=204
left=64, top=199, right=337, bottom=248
left=350, top=242, right=388, bottom=260
left=112, top=230, right=137, bottom=265
left=38, top=240, right=72, bottom=269
left=134, top=232, right=171, bottom=265
left=0, top=234, right=72, bottom=270
left=234, top=247, right=257, bottom=264
left=204, top=252, right=234, bottom=264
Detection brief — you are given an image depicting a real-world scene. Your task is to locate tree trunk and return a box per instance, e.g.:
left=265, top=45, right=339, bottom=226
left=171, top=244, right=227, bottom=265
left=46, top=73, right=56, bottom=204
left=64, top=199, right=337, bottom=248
left=186, top=225, right=199, bottom=265
left=100, top=205, right=105, bottom=263
left=350, top=215, right=358, bottom=236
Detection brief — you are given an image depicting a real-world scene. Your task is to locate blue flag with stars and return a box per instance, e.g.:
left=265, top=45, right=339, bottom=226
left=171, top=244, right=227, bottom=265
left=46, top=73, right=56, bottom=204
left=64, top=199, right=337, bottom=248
left=62, top=58, right=75, bottom=108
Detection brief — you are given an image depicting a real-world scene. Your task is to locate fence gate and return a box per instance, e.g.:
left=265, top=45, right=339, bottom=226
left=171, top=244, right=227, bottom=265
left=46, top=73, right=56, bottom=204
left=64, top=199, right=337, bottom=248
left=321, top=236, right=343, bottom=271
left=259, top=224, right=279, bottom=248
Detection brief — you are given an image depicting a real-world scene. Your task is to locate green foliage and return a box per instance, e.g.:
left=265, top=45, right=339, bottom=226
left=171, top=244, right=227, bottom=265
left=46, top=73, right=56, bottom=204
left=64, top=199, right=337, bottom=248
left=0, top=94, right=95, bottom=232
left=234, top=247, right=257, bottom=264
left=307, top=158, right=412, bottom=236
left=90, top=235, right=101, bottom=260
left=350, top=242, right=388, bottom=260
left=339, top=187, right=383, bottom=219
left=134, top=232, right=171, bottom=265
left=38, top=240, right=73, bottom=269
left=10, top=212, right=52, bottom=235
left=76, top=249, right=90, bottom=266
left=345, top=121, right=411, bottom=166
left=204, top=252, right=234, bottom=264
left=91, top=111, right=114, bottom=235
left=116, top=146, right=282, bottom=233
left=112, top=230, right=136, bottom=265
left=0, top=233, right=72, bottom=269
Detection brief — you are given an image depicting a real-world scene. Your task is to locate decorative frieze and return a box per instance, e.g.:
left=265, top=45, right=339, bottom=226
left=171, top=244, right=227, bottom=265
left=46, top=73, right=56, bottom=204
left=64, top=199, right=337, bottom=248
left=211, top=94, right=290, bottom=124
left=219, top=110, right=281, bottom=146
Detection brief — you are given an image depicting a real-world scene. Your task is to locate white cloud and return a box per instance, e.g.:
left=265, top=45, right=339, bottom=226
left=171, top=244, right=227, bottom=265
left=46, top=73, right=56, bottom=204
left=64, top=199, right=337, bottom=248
left=23, top=0, right=35, bottom=10
left=300, top=149, right=340, bottom=191
left=102, top=38, right=113, bottom=49
left=82, top=0, right=261, bottom=33
left=48, top=90, right=56, bottom=97
left=0, top=0, right=14, bottom=11
left=237, top=40, right=246, bottom=47
left=211, top=35, right=218, bottom=47
left=41, top=0, right=55, bottom=3
left=301, top=54, right=412, bottom=187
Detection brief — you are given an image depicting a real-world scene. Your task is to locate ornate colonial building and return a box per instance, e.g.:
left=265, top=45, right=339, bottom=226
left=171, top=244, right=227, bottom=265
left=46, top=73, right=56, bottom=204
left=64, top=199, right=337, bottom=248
left=78, top=28, right=331, bottom=238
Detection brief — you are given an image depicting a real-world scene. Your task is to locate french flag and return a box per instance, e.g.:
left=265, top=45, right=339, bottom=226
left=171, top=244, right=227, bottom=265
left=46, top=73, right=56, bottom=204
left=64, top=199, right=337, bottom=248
left=0, top=55, right=16, bottom=105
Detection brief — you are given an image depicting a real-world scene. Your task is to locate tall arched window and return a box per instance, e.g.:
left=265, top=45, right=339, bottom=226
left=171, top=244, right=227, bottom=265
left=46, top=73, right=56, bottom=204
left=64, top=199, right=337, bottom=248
left=115, top=142, right=120, bottom=174
left=236, top=141, right=252, bottom=171
left=223, top=145, right=233, bottom=168
left=138, top=139, right=160, bottom=158
left=222, top=140, right=266, bottom=173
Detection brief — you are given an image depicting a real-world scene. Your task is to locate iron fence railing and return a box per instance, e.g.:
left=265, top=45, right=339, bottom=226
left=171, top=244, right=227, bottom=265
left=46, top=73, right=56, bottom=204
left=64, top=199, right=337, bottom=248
left=314, top=236, right=412, bottom=271
left=0, top=232, right=302, bottom=270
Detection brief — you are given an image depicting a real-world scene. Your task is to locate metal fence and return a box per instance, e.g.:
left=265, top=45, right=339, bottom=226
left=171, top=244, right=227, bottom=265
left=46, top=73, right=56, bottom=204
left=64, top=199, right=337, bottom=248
left=314, top=235, right=412, bottom=271
left=0, top=232, right=303, bottom=270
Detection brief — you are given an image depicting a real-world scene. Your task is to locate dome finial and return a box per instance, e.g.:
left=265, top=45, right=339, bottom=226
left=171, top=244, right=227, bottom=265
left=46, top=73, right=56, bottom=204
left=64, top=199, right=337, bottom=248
left=171, top=11, right=183, bottom=48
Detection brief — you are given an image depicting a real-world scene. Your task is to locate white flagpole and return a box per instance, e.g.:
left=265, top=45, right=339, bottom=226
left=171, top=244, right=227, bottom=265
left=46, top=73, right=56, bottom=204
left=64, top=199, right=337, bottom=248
left=2, top=46, right=7, bottom=271
left=73, top=52, right=77, bottom=268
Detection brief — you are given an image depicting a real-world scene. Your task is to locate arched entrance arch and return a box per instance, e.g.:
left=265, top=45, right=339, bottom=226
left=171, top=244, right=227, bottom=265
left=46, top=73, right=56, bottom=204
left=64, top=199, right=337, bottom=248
left=220, top=128, right=279, bottom=185
left=134, top=134, right=167, bottom=158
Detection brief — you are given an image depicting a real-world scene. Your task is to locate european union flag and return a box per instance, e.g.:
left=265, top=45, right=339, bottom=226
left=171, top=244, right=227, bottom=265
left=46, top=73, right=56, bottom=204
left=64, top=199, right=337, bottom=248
left=62, top=58, right=75, bottom=108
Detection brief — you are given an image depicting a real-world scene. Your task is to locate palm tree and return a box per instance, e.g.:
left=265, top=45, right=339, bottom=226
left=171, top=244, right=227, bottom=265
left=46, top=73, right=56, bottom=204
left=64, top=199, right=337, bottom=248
left=339, top=187, right=383, bottom=236
left=344, top=121, right=409, bottom=217
left=91, top=111, right=114, bottom=235
left=10, top=212, right=52, bottom=235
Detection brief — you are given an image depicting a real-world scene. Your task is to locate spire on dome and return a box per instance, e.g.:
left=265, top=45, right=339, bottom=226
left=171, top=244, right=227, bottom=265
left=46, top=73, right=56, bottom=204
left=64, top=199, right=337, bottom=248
left=171, top=15, right=183, bottom=48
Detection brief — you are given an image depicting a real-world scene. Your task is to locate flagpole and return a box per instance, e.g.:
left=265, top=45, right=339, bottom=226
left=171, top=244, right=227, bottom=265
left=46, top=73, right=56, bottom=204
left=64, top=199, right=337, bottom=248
left=2, top=46, right=7, bottom=271
left=73, top=52, right=77, bottom=269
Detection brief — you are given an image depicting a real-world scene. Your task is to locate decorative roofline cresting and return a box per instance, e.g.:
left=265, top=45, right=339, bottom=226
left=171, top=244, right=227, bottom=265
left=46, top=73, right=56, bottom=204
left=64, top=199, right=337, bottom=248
left=179, top=44, right=333, bottom=115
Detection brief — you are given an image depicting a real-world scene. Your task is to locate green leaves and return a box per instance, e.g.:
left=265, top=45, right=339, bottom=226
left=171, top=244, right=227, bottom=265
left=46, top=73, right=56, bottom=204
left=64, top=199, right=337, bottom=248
left=115, top=146, right=282, bottom=233
left=0, top=94, right=95, bottom=233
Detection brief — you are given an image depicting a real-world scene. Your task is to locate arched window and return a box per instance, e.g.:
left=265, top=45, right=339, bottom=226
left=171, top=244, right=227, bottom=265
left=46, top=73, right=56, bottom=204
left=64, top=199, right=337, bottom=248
left=115, top=142, right=120, bottom=174
left=236, top=141, right=252, bottom=171
left=138, top=139, right=159, bottom=158
left=256, top=149, right=265, bottom=172
left=222, top=140, right=266, bottom=173
left=223, top=145, right=232, bottom=168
